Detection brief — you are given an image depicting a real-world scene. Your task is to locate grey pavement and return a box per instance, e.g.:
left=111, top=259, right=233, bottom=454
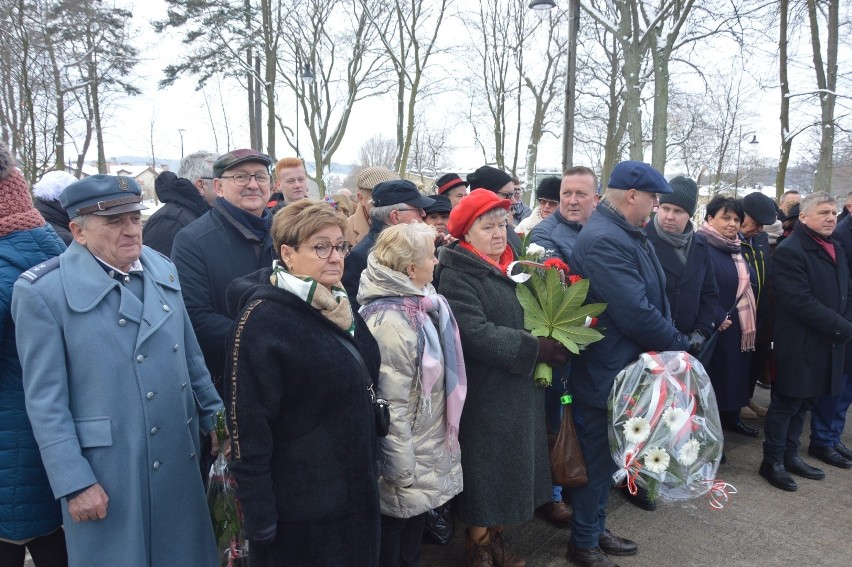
left=421, top=386, right=852, bottom=567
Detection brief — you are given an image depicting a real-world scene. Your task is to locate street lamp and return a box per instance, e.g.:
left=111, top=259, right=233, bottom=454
left=296, top=63, right=315, bottom=158
left=734, top=125, right=759, bottom=197
left=529, top=0, right=557, bottom=19
left=177, top=129, right=186, bottom=159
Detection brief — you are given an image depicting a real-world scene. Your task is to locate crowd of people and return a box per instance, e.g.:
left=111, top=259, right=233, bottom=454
left=0, top=139, right=850, bottom=567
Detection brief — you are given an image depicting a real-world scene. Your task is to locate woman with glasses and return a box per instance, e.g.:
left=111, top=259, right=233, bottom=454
left=515, top=177, right=561, bottom=235
left=225, top=199, right=382, bottom=566
left=436, top=190, right=568, bottom=567
left=358, top=223, right=467, bottom=567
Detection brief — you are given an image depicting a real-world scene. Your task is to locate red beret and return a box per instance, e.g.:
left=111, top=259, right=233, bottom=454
left=447, top=189, right=511, bottom=239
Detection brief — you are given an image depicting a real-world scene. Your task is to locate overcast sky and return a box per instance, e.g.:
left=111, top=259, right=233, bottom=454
left=100, top=0, right=845, bottom=175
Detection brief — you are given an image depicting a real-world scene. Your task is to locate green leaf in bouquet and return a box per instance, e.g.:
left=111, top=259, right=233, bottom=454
left=553, top=277, right=590, bottom=319
left=550, top=328, right=580, bottom=354
left=516, top=284, right=548, bottom=330
left=555, top=325, right=605, bottom=345
left=562, top=303, right=608, bottom=326
left=530, top=326, right=552, bottom=338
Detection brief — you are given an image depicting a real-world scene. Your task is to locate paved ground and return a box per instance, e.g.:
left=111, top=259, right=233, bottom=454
left=421, top=386, right=852, bottom=566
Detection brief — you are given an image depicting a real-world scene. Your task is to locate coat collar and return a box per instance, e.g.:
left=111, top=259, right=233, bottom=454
left=60, top=243, right=180, bottom=313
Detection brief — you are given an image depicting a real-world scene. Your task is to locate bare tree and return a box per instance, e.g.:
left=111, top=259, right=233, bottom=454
left=806, top=0, right=839, bottom=193
left=358, top=134, right=397, bottom=169
left=407, top=121, right=451, bottom=183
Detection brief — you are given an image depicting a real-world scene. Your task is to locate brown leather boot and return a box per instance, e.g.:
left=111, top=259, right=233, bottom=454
left=465, top=528, right=494, bottom=567
left=487, top=526, right=526, bottom=567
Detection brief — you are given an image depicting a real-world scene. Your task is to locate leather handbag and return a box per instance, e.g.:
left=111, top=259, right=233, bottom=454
left=331, top=331, right=390, bottom=437
left=550, top=399, right=588, bottom=487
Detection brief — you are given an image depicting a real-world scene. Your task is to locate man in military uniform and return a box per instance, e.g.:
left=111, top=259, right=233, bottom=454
left=12, top=175, right=223, bottom=566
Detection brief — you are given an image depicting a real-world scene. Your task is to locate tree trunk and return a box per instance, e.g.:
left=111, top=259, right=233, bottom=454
left=776, top=0, right=791, bottom=199
left=621, top=2, right=643, bottom=161
left=807, top=0, right=838, bottom=194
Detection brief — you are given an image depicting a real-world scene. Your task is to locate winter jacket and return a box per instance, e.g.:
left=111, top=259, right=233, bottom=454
left=512, top=201, right=532, bottom=226
left=12, top=242, right=222, bottom=566
left=170, top=200, right=274, bottom=391
left=225, top=268, right=381, bottom=567
left=436, top=241, right=549, bottom=526
left=343, top=219, right=386, bottom=312
left=569, top=204, right=690, bottom=409
left=771, top=223, right=852, bottom=398
left=530, top=209, right=583, bottom=264
left=645, top=221, right=718, bottom=335
left=33, top=199, right=72, bottom=245
left=0, top=225, right=65, bottom=541
left=357, top=256, right=463, bottom=519
left=143, top=172, right=210, bottom=257
left=834, top=215, right=852, bottom=374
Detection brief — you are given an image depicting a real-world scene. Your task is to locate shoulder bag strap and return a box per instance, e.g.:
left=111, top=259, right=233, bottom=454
left=330, top=330, right=377, bottom=403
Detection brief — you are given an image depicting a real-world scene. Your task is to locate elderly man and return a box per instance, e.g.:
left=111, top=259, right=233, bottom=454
left=345, top=166, right=401, bottom=245
left=171, top=149, right=275, bottom=395
left=12, top=175, right=222, bottom=566
left=434, top=172, right=469, bottom=208
left=342, top=179, right=434, bottom=310
left=268, top=157, right=309, bottom=211
left=760, top=192, right=852, bottom=491
left=179, top=150, right=220, bottom=206
left=567, top=161, right=690, bottom=567
left=530, top=166, right=598, bottom=262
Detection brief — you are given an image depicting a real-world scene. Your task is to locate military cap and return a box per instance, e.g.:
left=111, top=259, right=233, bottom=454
left=60, top=174, right=148, bottom=219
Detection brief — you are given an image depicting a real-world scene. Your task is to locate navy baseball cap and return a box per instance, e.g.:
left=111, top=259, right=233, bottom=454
left=213, top=149, right=273, bottom=178
left=608, top=161, right=672, bottom=194
left=60, top=174, right=148, bottom=219
left=372, top=180, right=435, bottom=208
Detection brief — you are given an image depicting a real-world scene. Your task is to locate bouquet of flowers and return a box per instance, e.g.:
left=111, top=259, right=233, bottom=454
left=207, top=409, right=249, bottom=566
left=608, top=351, right=726, bottom=504
left=507, top=240, right=606, bottom=387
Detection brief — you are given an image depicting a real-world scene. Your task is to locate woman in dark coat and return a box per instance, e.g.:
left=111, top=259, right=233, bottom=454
left=436, top=189, right=567, bottom=567
left=225, top=199, right=381, bottom=567
left=698, top=196, right=759, bottom=439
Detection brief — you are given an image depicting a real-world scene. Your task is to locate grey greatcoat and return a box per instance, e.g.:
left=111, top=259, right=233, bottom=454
left=11, top=242, right=222, bottom=567
left=436, top=242, right=550, bottom=526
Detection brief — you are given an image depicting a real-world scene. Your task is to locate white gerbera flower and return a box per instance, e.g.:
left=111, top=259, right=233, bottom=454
left=623, top=417, right=651, bottom=444
left=644, top=447, right=671, bottom=474
left=662, top=407, right=688, bottom=432
left=525, top=242, right=546, bottom=259
left=677, top=438, right=700, bottom=466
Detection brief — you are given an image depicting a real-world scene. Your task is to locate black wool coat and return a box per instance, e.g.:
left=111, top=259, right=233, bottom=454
left=143, top=172, right=210, bottom=257
left=225, top=268, right=381, bottom=567
left=833, top=215, right=852, bottom=373
left=645, top=222, right=719, bottom=336
left=33, top=198, right=72, bottom=245
left=435, top=242, right=550, bottom=527
left=771, top=223, right=852, bottom=398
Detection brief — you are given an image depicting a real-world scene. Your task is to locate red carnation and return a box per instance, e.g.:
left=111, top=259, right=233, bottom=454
left=568, top=274, right=583, bottom=284
left=543, top=257, right=570, bottom=274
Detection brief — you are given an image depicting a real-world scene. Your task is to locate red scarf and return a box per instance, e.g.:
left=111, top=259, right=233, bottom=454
left=804, top=226, right=836, bottom=263
left=460, top=241, right=515, bottom=276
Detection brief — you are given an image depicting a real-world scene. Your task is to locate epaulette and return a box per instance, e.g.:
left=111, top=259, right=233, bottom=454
left=19, top=256, right=60, bottom=283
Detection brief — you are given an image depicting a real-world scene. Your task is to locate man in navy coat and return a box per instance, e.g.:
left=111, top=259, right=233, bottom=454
left=567, top=162, right=690, bottom=567
left=12, top=175, right=223, bottom=566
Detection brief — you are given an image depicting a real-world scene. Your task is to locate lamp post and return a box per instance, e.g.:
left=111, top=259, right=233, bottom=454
left=734, top=125, right=759, bottom=197
left=296, top=63, right=315, bottom=158
left=177, top=129, right=185, bottom=159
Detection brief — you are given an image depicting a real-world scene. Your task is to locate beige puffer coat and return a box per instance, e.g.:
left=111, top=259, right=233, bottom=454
left=357, top=255, right=463, bottom=518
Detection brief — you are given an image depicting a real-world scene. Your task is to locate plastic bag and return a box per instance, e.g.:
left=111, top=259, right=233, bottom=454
left=608, top=351, right=724, bottom=503
left=207, top=410, right=249, bottom=566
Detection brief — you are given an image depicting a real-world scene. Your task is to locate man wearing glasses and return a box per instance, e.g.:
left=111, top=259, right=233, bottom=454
left=342, top=179, right=434, bottom=310
left=171, top=149, right=275, bottom=402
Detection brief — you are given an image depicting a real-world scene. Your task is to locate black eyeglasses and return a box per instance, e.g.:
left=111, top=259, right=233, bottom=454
left=538, top=198, right=558, bottom=207
left=294, top=241, right=351, bottom=259
left=497, top=192, right=514, bottom=199
left=397, top=206, right=425, bottom=215
left=219, top=173, right=272, bottom=186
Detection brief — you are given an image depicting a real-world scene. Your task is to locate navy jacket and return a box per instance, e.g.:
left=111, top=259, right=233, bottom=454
left=0, top=225, right=65, bottom=540
left=834, top=215, right=852, bottom=373
left=171, top=201, right=274, bottom=389
left=645, top=222, right=718, bottom=335
left=143, top=172, right=210, bottom=257
left=570, top=204, right=689, bottom=408
left=530, top=209, right=582, bottom=264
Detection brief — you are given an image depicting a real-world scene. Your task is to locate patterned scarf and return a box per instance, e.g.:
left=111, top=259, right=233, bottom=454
left=360, top=294, right=467, bottom=450
left=698, top=221, right=756, bottom=351
left=271, top=260, right=355, bottom=335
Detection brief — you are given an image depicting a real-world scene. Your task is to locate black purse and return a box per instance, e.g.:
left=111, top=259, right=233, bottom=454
left=697, top=293, right=743, bottom=366
left=332, top=331, right=390, bottom=437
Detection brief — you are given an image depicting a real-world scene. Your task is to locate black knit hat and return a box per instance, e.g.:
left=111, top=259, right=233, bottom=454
left=536, top=177, right=561, bottom=202
left=742, top=192, right=777, bottom=226
left=466, top=166, right=512, bottom=193
left=660, top=176, right=698, bottom=217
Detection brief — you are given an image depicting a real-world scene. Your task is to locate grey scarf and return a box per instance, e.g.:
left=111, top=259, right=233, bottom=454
left=653, top=215, right=693, bottom=265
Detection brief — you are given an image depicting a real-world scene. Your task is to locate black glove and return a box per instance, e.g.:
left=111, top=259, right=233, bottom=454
left=537, top=337, right=570, bottom=366
left=687, top=329, right=708, bottom=356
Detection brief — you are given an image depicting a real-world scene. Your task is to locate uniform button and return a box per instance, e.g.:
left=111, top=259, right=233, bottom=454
left=190, top=452, right=196, bottom=459
left=162, top=305, right=171, bottom=312
left=108, top=270, right=115, bottom=278
left=118, top=319, right=127, bottom=327
left=153, top=461, right=160, bottom=470
left=150, top=426, right=159, bottom=435
left=123, top=275, right=130, bottom=283
left=136, top=355, right=144, bottom=363
left=173, top=344, right=179, bottom=352
left=146, top=392, right=155, bottom=400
